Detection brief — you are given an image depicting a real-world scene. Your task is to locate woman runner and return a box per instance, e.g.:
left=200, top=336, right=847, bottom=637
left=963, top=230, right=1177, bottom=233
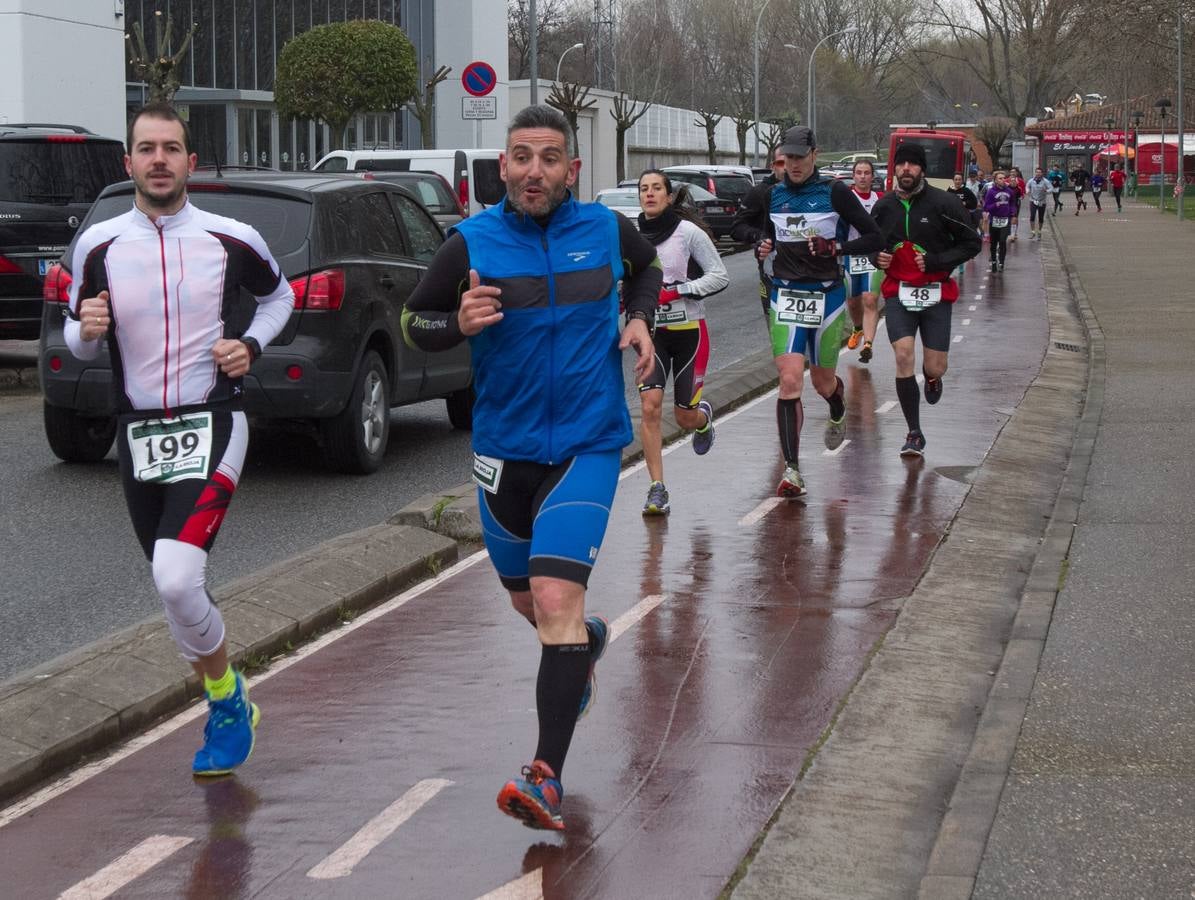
left=636, top=169, right=729, bottom=516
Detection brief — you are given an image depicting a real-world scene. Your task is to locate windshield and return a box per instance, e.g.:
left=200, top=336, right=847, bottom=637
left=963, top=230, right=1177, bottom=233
left=0, top=139, right=126, bottom=205
left=597, top=190, right=639, bottom=207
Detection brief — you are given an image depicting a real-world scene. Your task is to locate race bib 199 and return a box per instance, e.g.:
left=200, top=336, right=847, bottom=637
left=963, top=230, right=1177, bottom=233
left=898, top=282, right=942, bottom=311
left=656, top=302, right=689, bottom=326
left=127, top=413, right=213, bottom=483
left=847, top=255, right=876, bottom=275
left=472, top=453, right=504, bottom=494
left=775, top=289, right=825, bottom=328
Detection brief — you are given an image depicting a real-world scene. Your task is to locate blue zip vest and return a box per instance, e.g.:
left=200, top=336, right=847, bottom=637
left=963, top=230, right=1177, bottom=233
left=451, top=194, right=628, bottom=464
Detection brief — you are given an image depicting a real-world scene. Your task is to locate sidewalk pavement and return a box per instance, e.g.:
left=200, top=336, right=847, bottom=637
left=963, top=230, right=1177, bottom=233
left=728, top=200, right=1194, bottom=899
left=4, top=204, right=1189, bottom=897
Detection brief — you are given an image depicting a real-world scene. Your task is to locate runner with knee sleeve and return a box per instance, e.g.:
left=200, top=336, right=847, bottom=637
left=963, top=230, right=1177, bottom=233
left=64, top=103, right=292, bottom=776
left=843, top=160, right=884, bottom=363
left=731, top=126, right=882, bottom=498
left=635, top=171, right=729, bottom=516
left=872, top=143, right=982, bottom=458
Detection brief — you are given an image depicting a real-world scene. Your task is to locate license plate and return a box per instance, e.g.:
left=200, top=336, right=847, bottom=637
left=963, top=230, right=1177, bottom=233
left=706, top=206, right=725, bottom=214
left=38, top=258, right=54, bottom=276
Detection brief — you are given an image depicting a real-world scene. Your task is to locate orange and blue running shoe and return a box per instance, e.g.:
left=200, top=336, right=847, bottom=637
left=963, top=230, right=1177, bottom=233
left=578, top=615, right=609, bottom=720
left=846, top=326, right=864, bottom=350
left=497, top=760, right=564, bottom=830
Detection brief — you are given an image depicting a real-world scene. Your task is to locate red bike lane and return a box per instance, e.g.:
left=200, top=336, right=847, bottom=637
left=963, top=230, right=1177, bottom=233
left=0, top=248, right=1047, bottom=899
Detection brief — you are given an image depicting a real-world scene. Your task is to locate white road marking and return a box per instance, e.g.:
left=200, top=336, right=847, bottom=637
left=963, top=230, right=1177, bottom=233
left=738, top=497, right=783, bottom=527
left=953, top=334, right=964, bottom=343
left=307, top=779, right=452, bottom=879
left=609, top=594, right=668, bottom=642
left=968, top=304, right=978, bottom=311
left=475, top=867, right=544, bottom=900
left=822, top=438, right=852, bottom=458
left=876, top=400, right=897, bottom=414
left=59, top=835, right=193, bottom=900
left=962, top=318, right=972, bottom=326
left=973, top=293, right=983, bottom=300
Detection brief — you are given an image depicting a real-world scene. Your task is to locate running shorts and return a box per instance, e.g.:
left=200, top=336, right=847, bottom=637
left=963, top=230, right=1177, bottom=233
left=768, top=278, right=847, bottom=366
left=475, top=449, right=621, bottom=592
left=117, top=408, right=247, bottom=560
left=847, top=269, right=883, bottom=296
left=639, top=321, right=710, bottom=408
left=884, top=297, right=953, bottom=352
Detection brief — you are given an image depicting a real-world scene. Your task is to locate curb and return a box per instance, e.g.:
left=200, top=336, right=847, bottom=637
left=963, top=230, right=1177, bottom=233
left=0, top=345, right=781, bottom=807
left=915, top=212, right=1106, bottom=897
left=728, top=238, right=1091, bottom=899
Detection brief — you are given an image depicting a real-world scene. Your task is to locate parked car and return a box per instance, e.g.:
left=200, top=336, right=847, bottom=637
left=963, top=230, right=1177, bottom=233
left=359, top=170, right=465, bottom=230
left=751, top=167, right=773, bottom=183
left=595, top=187, right=643, bottom=224
left=312, top=148, right=503, bottom=216
left=39, top=173, right=473, bottom=474
left=678, top=183, right=737, bottom=237
left=659, top=166, right=754, bottom=238
left=0, top=124, right=125, bottom=340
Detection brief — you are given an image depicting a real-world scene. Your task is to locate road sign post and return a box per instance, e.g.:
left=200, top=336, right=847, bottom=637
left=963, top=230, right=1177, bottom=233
left=461, top=61, right=497, bottom=149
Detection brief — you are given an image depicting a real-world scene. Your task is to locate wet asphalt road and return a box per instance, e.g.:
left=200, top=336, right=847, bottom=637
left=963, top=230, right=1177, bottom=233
left=0, top=242, right=1050, bottom=898
left=0, top=252, right=764, bottom=681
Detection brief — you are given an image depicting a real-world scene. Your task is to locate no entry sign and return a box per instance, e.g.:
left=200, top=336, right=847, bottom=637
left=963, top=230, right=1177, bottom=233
left=462, top=61, right=497, bottom=97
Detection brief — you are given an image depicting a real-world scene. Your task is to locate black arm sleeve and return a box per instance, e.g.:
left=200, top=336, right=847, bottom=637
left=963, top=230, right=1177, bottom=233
left=963, top=188, right=978, bottom=210
left=401, top=232, right=469, bottom=352
left=617, top=213, right=663, bottom=321
left=730, top=183, right=773, bottom=245
left=831, top=181, right=883, bottom=256
left=924, top=198, right=983, bottom=271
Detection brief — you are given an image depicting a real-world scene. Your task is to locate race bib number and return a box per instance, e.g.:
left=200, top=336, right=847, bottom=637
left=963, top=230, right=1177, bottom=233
left=847, top=255, right=876, bottom=275
left=472, top=453, right=504, bottom=494
left=775, top=289, right=825, bottom=328
left=990, top=216, right=1009, bottom=228
left=656, top=302, right=689, bottom=326
left=898, top=282, right=942, bottom=311
left=127, top=413, right=213, bottom=484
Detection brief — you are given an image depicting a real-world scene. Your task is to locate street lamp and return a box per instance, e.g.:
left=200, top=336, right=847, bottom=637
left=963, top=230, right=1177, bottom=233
left=555, top=43, right=584, bottom=85
left=1156, top=97, right=1172, bottom=209
left=752, top=0, right=773, bottom=165
left=1131, top=110, right=1144, bottom=194
left=806, top=26, right=858, bottom=135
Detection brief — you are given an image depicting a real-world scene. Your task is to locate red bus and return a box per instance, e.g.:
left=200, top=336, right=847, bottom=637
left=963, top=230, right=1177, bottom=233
left=887, top=128, right=971, bottom=191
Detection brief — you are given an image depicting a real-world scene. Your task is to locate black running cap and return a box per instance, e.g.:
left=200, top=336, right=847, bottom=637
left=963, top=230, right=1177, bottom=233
left=778, top=126, right=816, bottom=157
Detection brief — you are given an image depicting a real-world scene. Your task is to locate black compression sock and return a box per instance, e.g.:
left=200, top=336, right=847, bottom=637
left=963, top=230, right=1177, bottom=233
left=896, top=376, right=921, bottom=432
left=533, top=642, right=591, bottom=778
left=776, top=397, right=804, bottom=465
left=826, top=376, right=845, bottom=421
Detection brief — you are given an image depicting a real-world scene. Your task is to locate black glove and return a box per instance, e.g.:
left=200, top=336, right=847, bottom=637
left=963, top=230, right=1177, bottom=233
left=808, top=235, right=839, bottom=257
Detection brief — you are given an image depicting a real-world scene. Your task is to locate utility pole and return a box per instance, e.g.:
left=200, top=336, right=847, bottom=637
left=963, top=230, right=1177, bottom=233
left=1179, top=0, right=1185, bottom=220
left=530, top=0, right=539, bottom=106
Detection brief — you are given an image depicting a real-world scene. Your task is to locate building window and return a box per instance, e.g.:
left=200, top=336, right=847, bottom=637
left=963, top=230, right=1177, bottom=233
left=189, top=105, right=228, bottom=169
left=257, top=0, right=274, bottom=92
left=192, top=0, right=214, bottom=88
left=275, top=0, right=293, bottom=69
left=236, top=0, right=255, bottom=90
left=215, top=5, right=235, bottom=88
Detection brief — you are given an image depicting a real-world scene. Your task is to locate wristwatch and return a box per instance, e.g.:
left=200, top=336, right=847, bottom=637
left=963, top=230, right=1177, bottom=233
left=241, top=336, right=262, bottom=362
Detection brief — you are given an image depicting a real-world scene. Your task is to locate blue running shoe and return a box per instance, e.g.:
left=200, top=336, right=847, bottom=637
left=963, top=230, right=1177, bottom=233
left=497, top=760, right=564, bottom=830
left=193, top=672, right=260, bottom=776
left=692, top=400, right=715, bottom=455
left=578, top=615, right=609, bottom=720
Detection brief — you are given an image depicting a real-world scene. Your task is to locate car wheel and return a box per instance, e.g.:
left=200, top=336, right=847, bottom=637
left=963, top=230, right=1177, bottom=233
left=43, top=403, right=116, bottom=463
left=445, top=384, right=474, bottom=430
left=320, top=350, right=390, bottom=474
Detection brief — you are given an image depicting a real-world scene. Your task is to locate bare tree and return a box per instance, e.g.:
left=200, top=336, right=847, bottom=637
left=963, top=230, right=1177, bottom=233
left=973, top=117, right=1017, bottom=168
left=694, top=108, right=723, bottom=164
left=763, top=122, right=783, bottom=162
left=406, top=65, right=451, bottom=149
left=126, top=9, right=197, bottom=104
left=546, top=81, right=597, bottom=156
left=507, top=0, right=575, bottom=80
left=610, top=93, right=653, bottom=183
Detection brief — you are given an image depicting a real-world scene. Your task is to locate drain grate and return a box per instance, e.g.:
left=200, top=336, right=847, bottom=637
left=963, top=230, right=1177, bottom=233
left=1053, top=341, right=1083, bottom=352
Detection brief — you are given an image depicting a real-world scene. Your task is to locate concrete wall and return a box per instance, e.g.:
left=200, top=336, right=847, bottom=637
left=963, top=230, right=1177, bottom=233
left=0, top=0, right=126, bottom=141
left=432, top=0, right=508, bottom=151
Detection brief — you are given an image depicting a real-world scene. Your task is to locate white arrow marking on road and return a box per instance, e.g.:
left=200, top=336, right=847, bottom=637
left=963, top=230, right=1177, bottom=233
left=475, top=867, right=544, bottom=900
left=973, top=293, right=983, bottom=300
left=59, top=835, right=193, bottom=900
left=609, top=594, right=668, bottom=642
left=876, top=400, right=897, bottom=414
left=307, top=778, right=453, bottom=879
left=739, top=497, right=783, bottom=527
left=962, top=318, right=972, bottom=326
left=822, top=438, right=851, bottom=458
left=969, top=304, right=978, bottom=311
left=953, top=334, right=964, bottom=343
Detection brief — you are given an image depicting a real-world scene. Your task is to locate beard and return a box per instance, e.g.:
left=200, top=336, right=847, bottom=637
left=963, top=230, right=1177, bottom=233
left=897, top=172, right=924, bottom=193
left=135, top=169, right=187, bottom=211
left=507, top=178, right=568, bottom=218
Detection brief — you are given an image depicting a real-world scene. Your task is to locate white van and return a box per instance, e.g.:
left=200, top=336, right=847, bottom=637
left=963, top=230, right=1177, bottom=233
left=312, top=149, right=504, bottom=216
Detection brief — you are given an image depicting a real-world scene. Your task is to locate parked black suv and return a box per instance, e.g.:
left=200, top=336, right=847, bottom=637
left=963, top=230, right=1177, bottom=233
left=0, top=124, right=125, bottom=340
left=40, top=173, right=473, bottom=474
